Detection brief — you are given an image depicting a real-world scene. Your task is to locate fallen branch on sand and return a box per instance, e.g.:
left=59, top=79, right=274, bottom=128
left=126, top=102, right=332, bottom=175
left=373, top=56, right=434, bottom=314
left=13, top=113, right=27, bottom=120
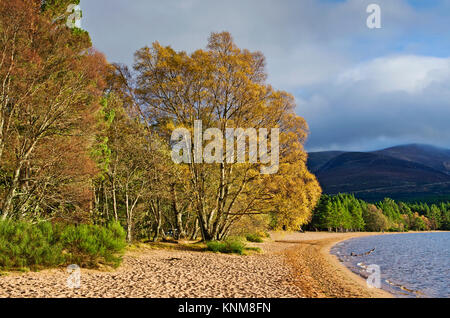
left=350, top=248, right=375, bottom=257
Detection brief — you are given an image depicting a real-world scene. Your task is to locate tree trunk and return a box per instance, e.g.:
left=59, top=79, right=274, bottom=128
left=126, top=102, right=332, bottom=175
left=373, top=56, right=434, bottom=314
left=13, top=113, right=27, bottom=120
left=127, top=221, right=132, bottom=243
left=190, top=218, right=200, bottom=240
left=104, top=184, right=109, bottom=221
left=150, top=199, right=162, bottom=242
left=198, top=215, right=214, bottom=241
left=125, top=190, right=132, bottom=243
left=112, top=178, right=118, bottom=221
left=153, top=219, right=161, bottom=242
left=1, top=163, right=22, bottom=219
left=171, top=185, right=185, bottom=240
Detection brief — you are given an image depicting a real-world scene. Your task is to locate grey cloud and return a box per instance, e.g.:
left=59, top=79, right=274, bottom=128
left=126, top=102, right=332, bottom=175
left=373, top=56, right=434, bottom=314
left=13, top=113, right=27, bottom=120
left=302, top=55, right=450, bottom=151
left=80, top=0, right=450, bottom=151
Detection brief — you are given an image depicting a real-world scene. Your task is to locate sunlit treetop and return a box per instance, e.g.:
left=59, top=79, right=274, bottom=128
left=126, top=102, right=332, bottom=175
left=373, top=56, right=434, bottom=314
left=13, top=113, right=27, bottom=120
left=38, top=0, right=91, bottom=49
left=40, top=0, right=80, bottom=17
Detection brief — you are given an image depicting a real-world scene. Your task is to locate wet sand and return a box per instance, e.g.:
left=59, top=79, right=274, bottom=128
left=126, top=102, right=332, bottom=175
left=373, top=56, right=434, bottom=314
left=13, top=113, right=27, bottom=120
left=273, top=232, right=392, bottom=298
left=0, top=232, right=392, bottom=298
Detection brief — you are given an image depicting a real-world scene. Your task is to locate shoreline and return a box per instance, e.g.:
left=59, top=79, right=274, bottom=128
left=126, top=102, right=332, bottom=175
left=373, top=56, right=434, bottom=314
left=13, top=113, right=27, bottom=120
left=0, top=231, right=444, bottom=298
left=272, top=231, right=394, bottom=298
left=320, top=230, right=449, bottom=298
left=278, top=230, right=447, bottom=298
left=321, top=233, right=394, bottom=298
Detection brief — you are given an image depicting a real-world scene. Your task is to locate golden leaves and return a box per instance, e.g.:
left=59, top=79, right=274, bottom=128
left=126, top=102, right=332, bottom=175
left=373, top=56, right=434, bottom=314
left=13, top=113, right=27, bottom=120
left=133, top=31, right=322, bottom=235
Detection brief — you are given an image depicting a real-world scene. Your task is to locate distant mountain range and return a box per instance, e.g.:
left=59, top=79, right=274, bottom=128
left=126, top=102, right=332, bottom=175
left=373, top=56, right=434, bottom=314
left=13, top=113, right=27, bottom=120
left=307, top=144, right=450, bottom=202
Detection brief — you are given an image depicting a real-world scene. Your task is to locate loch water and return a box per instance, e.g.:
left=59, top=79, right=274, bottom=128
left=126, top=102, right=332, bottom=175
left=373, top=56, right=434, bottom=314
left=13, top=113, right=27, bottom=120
left=331, top=232, right=450, bottom=298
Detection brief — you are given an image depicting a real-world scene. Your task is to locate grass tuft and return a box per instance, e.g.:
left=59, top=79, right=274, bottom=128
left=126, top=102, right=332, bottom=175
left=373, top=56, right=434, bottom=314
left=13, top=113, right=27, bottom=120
left=206, top=237, right=246, bottom=255
left=245, top=233, right=264, bottom=243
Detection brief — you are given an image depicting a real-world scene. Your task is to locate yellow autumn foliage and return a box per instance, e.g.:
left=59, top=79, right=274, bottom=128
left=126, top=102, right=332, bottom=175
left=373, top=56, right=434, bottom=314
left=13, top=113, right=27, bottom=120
left=134, top=32, right=321, bottom=239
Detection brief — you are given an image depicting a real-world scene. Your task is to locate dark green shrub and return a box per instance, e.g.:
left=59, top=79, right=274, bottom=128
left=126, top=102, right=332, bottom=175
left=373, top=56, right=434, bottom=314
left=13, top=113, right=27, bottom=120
left=206, top=241, right=224, bottom=253
left=0, top=220, right=126, bottom=271
left=206, top=237, right=246, bottom=255
left=0, top=220, right=64, bottom=270
left=61, top=222, right=126, bottom=268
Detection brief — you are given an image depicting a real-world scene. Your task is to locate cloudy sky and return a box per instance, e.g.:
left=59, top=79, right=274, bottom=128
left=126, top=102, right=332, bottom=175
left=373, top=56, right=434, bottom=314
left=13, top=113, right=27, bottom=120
left=80, top=0, right=450, bottom=152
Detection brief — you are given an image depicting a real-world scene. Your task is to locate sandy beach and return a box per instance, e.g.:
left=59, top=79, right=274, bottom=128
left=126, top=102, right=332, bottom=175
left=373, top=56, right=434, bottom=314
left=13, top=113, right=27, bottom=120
left=0, top=232, right=393, bottom=298
left=273, top=232, right=392, bottom=298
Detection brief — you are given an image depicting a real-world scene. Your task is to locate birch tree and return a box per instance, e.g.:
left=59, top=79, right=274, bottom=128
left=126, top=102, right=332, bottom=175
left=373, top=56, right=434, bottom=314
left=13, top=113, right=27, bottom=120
left=134, top=32, right=321, bottom=240
left=0, top=0, right=105, bottom=219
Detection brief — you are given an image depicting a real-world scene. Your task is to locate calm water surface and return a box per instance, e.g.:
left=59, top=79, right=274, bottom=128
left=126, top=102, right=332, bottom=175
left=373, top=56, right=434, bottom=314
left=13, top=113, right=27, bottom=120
left=331, top=232, right=450, bottom=298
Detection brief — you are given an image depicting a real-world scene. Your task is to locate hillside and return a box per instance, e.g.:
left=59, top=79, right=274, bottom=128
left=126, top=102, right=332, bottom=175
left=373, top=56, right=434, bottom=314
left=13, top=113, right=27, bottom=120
left=308, top=144, right=450, bottom=202
left=373, top=144, right=450, bottom=175
left=307, top=151, right=346, bottom=173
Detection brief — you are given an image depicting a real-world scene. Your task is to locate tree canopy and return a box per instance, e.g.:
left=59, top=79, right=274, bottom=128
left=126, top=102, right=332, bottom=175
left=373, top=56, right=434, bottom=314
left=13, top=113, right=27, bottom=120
left=133, top=32, right=321, bottom=239
left=0, top=1, right=321, bottom=242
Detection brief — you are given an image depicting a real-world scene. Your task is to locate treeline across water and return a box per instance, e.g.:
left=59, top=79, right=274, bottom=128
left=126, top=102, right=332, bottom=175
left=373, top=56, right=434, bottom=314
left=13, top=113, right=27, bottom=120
left=307, top=194, right=450, bottom=232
